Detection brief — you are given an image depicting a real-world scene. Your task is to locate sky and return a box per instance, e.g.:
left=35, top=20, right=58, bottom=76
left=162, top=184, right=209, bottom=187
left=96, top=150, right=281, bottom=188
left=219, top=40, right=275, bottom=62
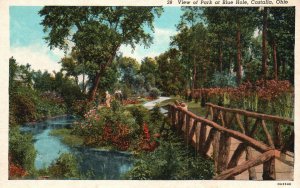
left=10, top=6, right=183, bottom=72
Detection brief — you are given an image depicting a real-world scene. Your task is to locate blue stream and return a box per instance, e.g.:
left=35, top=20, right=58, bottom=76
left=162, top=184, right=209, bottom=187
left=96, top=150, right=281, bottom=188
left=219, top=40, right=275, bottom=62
left=20, top=116, right=133, bottom=179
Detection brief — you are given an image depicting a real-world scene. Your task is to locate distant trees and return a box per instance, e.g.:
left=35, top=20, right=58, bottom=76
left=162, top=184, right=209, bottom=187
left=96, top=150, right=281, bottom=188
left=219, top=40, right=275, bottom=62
left=9, top=57, right=83, bottom=123
left=140, top=57, right=158, bottom=91
left=155, top=49, right=186, bottom=95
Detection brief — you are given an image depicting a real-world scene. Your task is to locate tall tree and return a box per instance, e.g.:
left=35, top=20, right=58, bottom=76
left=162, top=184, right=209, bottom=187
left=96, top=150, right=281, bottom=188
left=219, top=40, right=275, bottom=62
left=172, top=22, right=210, bottom=90
left=262, top=7, right=268, bottom=81
left=156, top=48, right=186, bottom=95
left=118, top=56, right=140, bottom=91
left=203, top=8, right=259, bottom=85
left=140, top=57, right=158, bottom=90
left=268, top=7, right=295, bottom=82
left=39, top=6, right=163, bottom=100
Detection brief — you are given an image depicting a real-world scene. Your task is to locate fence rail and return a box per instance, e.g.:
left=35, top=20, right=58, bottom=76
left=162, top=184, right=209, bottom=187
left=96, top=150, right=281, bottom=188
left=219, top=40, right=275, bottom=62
left=167, top=103, right=294, bottom=180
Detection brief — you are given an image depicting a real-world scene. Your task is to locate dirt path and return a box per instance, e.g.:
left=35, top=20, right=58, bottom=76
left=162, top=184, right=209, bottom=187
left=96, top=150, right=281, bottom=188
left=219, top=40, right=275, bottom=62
left=143, top=97, right=170, bottom=114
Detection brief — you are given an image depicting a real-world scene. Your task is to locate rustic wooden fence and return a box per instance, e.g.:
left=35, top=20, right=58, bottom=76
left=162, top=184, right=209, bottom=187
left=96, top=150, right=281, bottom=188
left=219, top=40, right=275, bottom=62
left=167, top=103, right=294, bottom=180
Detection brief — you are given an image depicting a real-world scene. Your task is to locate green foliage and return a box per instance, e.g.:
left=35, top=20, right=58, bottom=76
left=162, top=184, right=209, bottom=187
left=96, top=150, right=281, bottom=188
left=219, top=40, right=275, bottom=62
left=45, top=153, right=79, bottom=179
left=150, top=105, right=164, bottom=125
left=140, top=57, right=158, bottom=90
left=10, top=92, right=37, bottom=124
left=72, top=104, right=139, bottom=150
left=10, top=85, right=67, bottom=125
left=155, top=49, right=186, bottom=96
left=149, top=87, right=161, bottom=99
left=70, top=100, right=94, bottom=118
left=117, top=56, right=147, bottom=95
left=127, top=105, right=150, bottom=126
left=39, top=6, right=163, bottom=99
left=9, top=127, right=36, bottom=175
left=111, top=100, right=122, bottom=112
left=60, top=79, right=84, bottom=111
left=9, top=58, right=75, bottom=125
left=123, top=133, right=214, bottom=180
left=268, top=7, right=295, bottom=82
left=244, top=58, right=261, bottom=83
left=209, top=71, right=237, bottom=88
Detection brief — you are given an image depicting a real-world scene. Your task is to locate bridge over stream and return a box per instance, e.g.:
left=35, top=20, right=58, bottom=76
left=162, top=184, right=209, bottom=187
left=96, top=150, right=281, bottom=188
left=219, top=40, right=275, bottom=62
left=167, top=103, right=294, bottom=180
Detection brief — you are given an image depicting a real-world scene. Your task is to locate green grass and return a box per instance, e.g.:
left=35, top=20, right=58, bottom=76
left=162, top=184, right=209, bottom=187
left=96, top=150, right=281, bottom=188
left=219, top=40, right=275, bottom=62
left=50, top=128, right=84, bottom=147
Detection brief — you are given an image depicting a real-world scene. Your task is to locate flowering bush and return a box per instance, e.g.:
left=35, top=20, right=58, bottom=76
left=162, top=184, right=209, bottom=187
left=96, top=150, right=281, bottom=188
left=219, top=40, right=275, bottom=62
left=9, top=156, right=28, bottom=178
left=72, top=102, right=139, bottom=151
left=72, top=101, right=165, bottom=152
left=122, top=99, right=140, bottom=105
left=193, top=80, right=294, bottom=118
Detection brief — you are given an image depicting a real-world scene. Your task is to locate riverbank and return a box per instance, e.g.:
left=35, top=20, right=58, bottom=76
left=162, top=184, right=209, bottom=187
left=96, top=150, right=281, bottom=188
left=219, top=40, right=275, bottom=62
left=50, top=128, right=84, bottom=147
left=50, top=128, right=135, bottom=152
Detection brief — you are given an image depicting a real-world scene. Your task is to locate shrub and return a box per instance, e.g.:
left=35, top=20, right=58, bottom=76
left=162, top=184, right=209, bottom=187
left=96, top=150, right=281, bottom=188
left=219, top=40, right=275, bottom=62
left=46, top=153, right=79, bottom=179
left=123, top=133, right=214, bottom=180
left=70, top=100, right=94, bottom=117
left=10, top=86, right=67, bottom=124
left=149, top=87, right=161, bottom=99
left=193, top=80, right=294, bottom=118
left=60, top=81, right=84, bottom=111
left=9, top=127, right=36, bottom=176
left=9, top=160, right=28, bottom=178
left=127, top=105, right=150, bottom=126
left=11, top=94, right=36, bottom=124
left=72, top=105, right=139, bottom=151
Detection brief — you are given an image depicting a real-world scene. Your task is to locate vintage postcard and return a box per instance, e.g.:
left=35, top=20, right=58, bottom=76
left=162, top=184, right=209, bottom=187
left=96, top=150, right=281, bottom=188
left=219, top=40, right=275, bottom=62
left=0, top=0, right=299, bottom=188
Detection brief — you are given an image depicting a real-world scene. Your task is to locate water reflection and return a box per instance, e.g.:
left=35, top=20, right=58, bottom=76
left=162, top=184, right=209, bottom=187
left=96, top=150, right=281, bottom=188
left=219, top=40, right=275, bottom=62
left=20, top=116, right=133, bottom=179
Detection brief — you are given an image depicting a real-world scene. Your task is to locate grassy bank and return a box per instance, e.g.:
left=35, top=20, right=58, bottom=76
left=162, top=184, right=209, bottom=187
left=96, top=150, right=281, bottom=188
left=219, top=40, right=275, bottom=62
left=50, top=128, right=84, bottom=147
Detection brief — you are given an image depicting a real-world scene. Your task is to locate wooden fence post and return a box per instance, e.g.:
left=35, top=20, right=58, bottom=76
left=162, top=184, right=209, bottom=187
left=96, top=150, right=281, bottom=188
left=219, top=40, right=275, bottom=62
left=217, top=113, right=232, bottom=174
left=244, top=116, right=257, bottom=180
left=263, top=157, right=276, bottom=180
left=199, top=123, right=207, bottom=154
left=274, top=122, right=282, bottom=149
left=213, top=131, right=220, bottom=173
left=185, top=116, right=191, bottom=144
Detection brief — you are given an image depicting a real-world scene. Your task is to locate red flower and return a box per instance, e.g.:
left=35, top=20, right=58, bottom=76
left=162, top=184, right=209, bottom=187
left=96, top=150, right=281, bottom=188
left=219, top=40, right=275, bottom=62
left=143, top=123, right=150, bottom=141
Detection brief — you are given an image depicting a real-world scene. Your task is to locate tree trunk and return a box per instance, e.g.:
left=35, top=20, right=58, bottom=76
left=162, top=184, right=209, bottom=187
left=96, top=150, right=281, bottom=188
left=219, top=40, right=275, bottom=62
left=282, top=60, right=286, bottom=79
left=192, top=55, right=197, bottom=90
left=88, top=46, right=120, bottom=101
left=203, top=48, right=210, bottom=84
left=236, top=22, right=242, bottom=85
left=229, top=54, right=233, bottom=74
left=272, top=40, right=278, bottom=81
left=219, top=46, right=223, bottom=73
left=75, top=76, right=79, bottom=87
left=89, top=68, right=103, bottom=101
left=262, top=7, right=268, bottom=81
